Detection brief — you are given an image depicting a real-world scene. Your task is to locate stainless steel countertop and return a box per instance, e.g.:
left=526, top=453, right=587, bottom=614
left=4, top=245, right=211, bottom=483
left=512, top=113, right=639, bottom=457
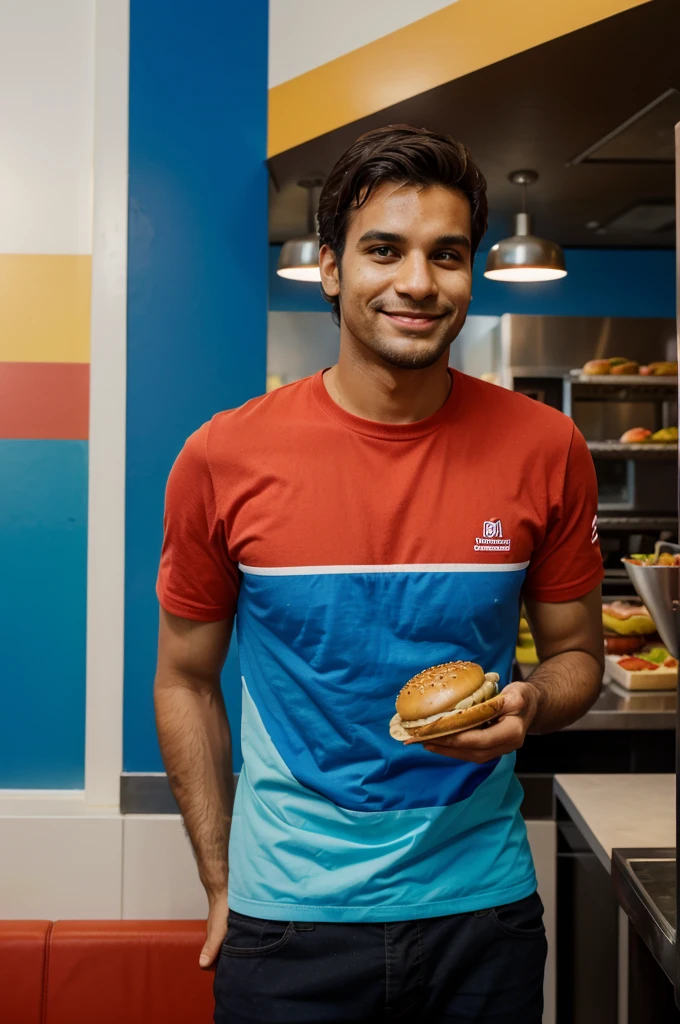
left=613, top=850, right=677, bottom=986
left=519, top=665, right=676, bottom=729
left=567, top=679, right=676, bottom=731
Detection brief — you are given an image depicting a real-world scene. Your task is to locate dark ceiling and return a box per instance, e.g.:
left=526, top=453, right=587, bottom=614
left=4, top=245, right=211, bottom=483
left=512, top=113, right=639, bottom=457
left=268, top=0, right=678, bottom=249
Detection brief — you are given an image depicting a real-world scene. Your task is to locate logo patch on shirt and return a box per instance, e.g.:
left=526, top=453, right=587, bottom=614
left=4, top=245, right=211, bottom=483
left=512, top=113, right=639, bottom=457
left=475, top=518, right=511, bottom=553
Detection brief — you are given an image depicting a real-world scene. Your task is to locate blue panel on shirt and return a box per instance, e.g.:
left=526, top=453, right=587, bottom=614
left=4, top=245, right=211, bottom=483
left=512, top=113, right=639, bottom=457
left=227, top=680, right=536, bottom=922
left=236, top=566, right=525, bottom=812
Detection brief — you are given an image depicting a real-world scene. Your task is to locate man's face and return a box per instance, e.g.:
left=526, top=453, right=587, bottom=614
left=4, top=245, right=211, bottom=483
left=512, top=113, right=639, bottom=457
left=320, top=182, right=473, bottom=370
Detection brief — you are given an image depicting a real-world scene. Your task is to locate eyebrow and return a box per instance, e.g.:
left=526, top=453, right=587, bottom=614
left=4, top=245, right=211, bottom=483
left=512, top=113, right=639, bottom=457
left=357, top=230, right=471, bottom=249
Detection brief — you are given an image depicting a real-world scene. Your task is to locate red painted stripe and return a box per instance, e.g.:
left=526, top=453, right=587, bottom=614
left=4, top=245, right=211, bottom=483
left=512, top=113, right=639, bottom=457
left=0, top=362, right=89, bottom=439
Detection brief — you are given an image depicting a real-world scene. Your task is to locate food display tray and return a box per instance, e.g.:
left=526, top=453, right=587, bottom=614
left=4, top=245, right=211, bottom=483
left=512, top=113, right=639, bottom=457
left=605, top=654, right=677, bottom=692
left=569, top=372, right=678, bottom=385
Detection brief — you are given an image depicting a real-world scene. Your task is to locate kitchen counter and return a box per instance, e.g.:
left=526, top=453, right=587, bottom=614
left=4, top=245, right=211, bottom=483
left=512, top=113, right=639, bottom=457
left=554, top=774, right=678, bottom=1011
left=568, top=679, right=676, bottom=730
left=517, top=668, right=677, bottom=730
left=553, top=774, right=675, bottom=872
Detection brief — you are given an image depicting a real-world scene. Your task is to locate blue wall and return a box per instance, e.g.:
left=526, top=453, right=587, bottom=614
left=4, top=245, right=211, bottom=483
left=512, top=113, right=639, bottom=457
left=270, top=246, right=676, bottom=319
left=125, top=0, right=269, bottom=773
left=0, top=440, right=87, bottom=787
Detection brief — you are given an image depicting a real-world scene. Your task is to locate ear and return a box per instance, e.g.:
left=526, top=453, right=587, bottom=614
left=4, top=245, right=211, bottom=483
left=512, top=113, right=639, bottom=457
left=319, top=244, right=340, bottom=297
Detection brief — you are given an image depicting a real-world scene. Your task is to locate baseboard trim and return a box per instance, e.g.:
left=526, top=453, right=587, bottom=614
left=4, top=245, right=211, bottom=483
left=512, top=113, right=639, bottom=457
left=120, top=773, right=240, bottom=814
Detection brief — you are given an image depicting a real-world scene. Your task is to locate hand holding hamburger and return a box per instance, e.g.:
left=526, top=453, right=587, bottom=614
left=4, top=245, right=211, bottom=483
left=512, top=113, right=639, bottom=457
left=390, top=661, right=539, bottom=763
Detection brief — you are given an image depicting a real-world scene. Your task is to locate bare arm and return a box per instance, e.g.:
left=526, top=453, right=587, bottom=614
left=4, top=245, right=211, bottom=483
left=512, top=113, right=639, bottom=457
left=154, top=608, right=234, bottom=967
left=420, top=585, right=604, bottom=761
left=523, top=583, right=604, bottom=734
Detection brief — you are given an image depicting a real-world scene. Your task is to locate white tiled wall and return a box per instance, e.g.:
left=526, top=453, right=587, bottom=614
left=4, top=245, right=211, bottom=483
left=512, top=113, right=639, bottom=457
left=0, top=815, right=122, bottom=919
left=122, top=816, right=207, bottom=919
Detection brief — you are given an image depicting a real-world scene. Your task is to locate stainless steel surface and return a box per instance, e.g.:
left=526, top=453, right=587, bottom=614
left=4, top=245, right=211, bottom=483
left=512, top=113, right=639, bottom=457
left=518, top=669, right=677, bottom=728
left=501, top=314, right=676, bottom=385
left=564, top=372, right=677, bottom=447
left=571, top=373, right=679, bottom=386
left=588, top=442, right=678, bottom=459
left=598, top=516, right=678, bottom=531
left=565, top=680, right=676, bottom=731
left=612, top=849, right=677, bottom=987
left=623, top=560, right=680, bottom=658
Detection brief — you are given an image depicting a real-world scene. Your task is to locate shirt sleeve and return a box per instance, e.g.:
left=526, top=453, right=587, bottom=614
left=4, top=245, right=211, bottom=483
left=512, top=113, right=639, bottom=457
left=523, top=425, right=604, bottom=603
left=156, top=421, right=240, bottom=621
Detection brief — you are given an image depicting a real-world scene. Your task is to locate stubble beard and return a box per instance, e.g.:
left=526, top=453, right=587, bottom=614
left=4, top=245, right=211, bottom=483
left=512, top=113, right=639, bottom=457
left=364, top=333, right=452, bottom=370
left=350, top=307, right=459, bottom=371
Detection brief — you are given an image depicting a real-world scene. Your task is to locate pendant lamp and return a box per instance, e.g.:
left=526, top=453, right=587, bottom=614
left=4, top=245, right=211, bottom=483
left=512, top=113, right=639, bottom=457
left=484, top=170, right=567, bottom=283
left=277, top=178, right=323, bottom=282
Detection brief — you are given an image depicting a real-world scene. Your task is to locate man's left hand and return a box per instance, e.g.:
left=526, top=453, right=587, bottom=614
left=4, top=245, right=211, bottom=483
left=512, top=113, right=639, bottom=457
left=407, top=682, right=540, bottom=763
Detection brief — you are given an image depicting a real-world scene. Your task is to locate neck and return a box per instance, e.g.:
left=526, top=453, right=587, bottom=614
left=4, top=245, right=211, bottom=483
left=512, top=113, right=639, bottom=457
left=323, top=335, right=452, bottom=425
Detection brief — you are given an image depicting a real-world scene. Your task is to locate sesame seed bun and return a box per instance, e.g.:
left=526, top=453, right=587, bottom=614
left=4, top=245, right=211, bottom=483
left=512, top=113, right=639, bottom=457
left=390, top=661, right=503, bottom=743
left=396, top=661, right=485, bottom=720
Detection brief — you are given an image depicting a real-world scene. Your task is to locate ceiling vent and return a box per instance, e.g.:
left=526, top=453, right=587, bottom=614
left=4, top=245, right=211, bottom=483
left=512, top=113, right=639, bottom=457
left=569, top=88, right=680, bottom=165
left=593, top=201, right=675, bottom=235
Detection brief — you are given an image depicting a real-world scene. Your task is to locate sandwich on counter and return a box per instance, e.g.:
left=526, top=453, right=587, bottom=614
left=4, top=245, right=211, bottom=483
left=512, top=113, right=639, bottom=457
left=602, top=600, right=655, bottom=655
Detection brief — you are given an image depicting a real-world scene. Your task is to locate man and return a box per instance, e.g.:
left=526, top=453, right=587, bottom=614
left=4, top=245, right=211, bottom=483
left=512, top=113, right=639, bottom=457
left=155, top=125, right=604, bottom=1023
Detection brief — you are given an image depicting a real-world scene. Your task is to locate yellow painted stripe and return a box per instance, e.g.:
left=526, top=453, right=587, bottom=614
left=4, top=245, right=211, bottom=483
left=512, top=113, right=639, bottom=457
left=268, top=0, right=652, bottom=156
left=0, top=255, right=91, bottom=363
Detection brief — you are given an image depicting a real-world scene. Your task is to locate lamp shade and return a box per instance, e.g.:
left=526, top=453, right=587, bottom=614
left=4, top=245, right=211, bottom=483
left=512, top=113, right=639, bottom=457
left=276, top=235, right=321, bottom=282
left=484, top=213, right=567, bottom=283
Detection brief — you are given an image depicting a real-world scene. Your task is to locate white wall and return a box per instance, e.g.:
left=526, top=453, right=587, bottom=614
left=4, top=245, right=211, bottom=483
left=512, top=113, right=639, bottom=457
left=0, top=0, right=95, bottom=255
left=267, top=311, right=339, bottom=386
left=269, top=0, right=458, bottom=87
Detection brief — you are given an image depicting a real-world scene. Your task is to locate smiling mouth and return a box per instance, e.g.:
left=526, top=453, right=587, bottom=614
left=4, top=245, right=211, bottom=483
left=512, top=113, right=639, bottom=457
left=380, top=310, right=447, bottom=329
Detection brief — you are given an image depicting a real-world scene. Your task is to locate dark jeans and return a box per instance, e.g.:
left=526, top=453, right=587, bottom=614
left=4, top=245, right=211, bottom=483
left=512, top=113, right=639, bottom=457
left=214, top=891, right=547, bottom=1023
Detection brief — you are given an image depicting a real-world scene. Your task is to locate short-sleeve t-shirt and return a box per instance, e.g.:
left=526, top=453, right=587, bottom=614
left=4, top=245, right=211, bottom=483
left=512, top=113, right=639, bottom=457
left=157, top=368, right=603, bottom=923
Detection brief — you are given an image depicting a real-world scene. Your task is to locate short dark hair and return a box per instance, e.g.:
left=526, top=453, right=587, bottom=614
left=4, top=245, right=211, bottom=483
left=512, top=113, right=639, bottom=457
left=317, top=124, right=488, bottom=324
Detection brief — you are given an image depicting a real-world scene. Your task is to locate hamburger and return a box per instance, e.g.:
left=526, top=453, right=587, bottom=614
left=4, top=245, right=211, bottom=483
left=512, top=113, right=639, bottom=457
left=389, top=661, right=503, bottom=743
left=582, top=358, right=638, bottom=376
left=602, top=601, right=655, bottom=656
left=609, top=360, right=639, bottom=376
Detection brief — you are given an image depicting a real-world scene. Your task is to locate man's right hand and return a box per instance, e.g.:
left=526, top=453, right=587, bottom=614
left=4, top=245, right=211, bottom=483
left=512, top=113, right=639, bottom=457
left=199, top=890, right=229, bottom=969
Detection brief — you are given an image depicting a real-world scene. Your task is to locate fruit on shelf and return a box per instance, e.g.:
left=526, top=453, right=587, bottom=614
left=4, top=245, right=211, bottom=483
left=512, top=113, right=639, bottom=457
left=640, top=361, right=678, bottom=376
left=619, top=427, right=652, bottom=443
left=650, top=426, right=678, bottom=443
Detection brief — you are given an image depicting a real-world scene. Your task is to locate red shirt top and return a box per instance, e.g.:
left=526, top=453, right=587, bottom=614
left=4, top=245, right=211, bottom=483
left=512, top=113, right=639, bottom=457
left=158, top=368, right=603, bottom=620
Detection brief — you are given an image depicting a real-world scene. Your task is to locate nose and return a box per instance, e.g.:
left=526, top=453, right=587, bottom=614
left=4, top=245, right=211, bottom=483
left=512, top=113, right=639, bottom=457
left=393, top=252, right=438, bottom=303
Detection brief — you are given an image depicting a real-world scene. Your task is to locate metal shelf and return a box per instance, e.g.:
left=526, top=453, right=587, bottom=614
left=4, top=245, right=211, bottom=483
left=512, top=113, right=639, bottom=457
left=588, top=441, right=678, bottom=459
left=564, top=374, right=677, bottom=410
left=598, top=516, right=678, bottom=532
left=569, top=373, right=678, bottom=386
